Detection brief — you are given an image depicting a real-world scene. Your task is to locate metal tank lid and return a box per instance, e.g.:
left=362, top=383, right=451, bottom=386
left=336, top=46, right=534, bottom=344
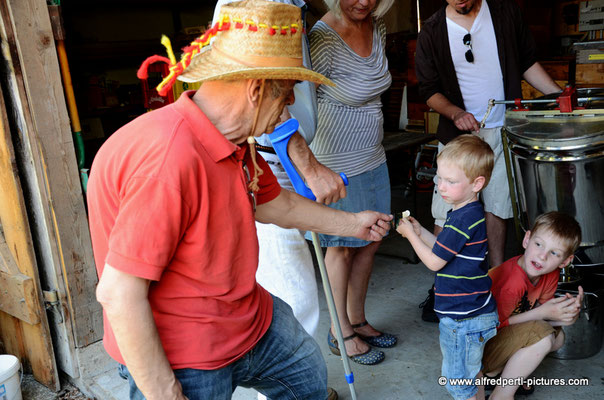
left=504, top=88, right=604, bottom=150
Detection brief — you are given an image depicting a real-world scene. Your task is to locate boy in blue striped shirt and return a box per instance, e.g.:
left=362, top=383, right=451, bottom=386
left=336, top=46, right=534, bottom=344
left=397, top=134, right=498, bottom=400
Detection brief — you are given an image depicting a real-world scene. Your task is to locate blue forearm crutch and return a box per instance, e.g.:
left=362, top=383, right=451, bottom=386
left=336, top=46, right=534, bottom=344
left=268, top=119, right=357, bottom=400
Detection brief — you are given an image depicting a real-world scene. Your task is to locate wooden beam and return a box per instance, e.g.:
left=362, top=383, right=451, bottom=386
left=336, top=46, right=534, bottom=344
left=0, top=229, right=40, bottom=324
left=0, top=49, right=58, bottom=388
left=5, top=0, right=101, bottom=348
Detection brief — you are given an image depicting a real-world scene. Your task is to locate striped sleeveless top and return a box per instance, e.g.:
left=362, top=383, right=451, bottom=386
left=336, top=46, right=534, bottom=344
left=309, top=19, right=392, bottom=177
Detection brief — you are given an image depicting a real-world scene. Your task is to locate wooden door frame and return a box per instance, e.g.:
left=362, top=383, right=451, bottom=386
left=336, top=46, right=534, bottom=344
left=0, top=0, right=102, bottom=389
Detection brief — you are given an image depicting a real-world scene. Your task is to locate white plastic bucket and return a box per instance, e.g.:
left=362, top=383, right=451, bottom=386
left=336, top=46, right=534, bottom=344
left=0, top=355, right=22, bottom=400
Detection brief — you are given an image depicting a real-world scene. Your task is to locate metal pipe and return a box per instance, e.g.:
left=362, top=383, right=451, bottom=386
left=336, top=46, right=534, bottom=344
left=56, top=39, right=85, bottom=171
left=501, top=128, right=524, bottom=245
left=492, top=97, right=604, bottom=105
left=311, top=231, right=357, bottom=400
left=55, top=27, right=90, bottom=197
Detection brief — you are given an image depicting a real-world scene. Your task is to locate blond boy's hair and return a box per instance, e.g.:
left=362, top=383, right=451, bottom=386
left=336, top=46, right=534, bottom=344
left=437, top=134, right=494, bottom=190
left=531, top=211, right=582, bottom=257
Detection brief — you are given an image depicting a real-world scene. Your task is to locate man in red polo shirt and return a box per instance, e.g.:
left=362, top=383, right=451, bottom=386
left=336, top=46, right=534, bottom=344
left=87, top=2, right=391, bottom=400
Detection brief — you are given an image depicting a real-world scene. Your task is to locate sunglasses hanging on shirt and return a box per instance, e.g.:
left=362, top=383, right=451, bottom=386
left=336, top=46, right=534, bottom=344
left=463, top=33, right=474, bottom=63
left=242, top=160, right=257, bottom=212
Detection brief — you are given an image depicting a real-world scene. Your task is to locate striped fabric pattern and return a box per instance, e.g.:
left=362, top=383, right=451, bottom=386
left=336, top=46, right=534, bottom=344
left=432, top=201, right=496, bottom=319
left=308, top=19, right=392, bottom=177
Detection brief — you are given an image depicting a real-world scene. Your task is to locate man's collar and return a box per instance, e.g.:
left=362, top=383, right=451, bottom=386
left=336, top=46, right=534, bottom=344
left=173, top=91, right=239, bottom=162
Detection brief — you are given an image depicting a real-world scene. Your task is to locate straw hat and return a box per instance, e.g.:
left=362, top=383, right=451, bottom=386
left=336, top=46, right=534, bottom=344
left=181, top=0, right=333, bottom=86
left=138, top=0, right=333, bottom=96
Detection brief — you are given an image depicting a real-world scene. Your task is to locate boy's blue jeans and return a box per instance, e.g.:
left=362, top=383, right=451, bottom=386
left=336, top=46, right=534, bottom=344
left=118, top=296, right=327, bottom=400
left=439, top=311, right=498, bottom=400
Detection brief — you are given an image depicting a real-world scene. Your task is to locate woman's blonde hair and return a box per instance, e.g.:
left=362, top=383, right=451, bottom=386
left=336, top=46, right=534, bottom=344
left=324, top=0, right=395, bottom=19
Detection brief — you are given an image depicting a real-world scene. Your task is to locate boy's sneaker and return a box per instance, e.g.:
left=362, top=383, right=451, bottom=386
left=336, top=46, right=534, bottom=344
left=419, top=285, right=439, bottom=323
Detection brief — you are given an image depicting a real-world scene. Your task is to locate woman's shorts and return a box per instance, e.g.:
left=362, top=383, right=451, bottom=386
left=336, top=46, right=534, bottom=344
left=306, top=162, right=390, bottom=248
left=482, top=320, right=560, bottom=373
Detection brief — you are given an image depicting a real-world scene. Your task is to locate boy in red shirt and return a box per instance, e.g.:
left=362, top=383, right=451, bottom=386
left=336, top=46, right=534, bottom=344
left=483, top=212, right=583, bottom=400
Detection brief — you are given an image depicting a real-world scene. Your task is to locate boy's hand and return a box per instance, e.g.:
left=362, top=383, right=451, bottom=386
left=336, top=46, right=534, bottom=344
left=396, top=216, right=419, bottom=238
left=574, top=286, right=584, bottom=310
left=566, top=286, right=584, bottom=325
left=540, top=294, right=581, bottom=322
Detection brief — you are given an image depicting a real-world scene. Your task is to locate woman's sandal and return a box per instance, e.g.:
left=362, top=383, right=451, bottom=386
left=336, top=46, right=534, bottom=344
left=485, top=373, right=534, bottom=396
left=327, top=330, right=385, bottom=365
left=351, top=320, right=397, bottom=348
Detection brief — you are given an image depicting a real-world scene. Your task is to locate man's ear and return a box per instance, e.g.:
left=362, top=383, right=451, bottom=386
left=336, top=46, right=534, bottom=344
left=522, top=230, right=531, bottom=250
left=246, top=79, right=264, bottom=108
left=472, top=176, right=486, bottom=193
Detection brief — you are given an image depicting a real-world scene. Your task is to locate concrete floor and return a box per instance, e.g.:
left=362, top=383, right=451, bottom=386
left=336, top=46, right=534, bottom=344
left=23, top=238, right=604, bottom=400
left=232, top=244, right=604, bottom=400
left=21, top=188, right=604, bottom=400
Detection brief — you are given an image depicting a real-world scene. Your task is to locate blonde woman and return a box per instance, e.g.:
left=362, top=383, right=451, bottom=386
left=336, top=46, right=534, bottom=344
left=308, top=0, right=396, bottom=365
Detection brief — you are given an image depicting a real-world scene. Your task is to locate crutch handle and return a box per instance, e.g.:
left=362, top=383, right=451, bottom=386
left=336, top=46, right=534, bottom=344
left=268, top=119, right=348, bottom=201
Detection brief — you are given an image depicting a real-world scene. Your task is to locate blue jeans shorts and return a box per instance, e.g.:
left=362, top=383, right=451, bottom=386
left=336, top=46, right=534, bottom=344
left=118, top=296, right=327, bottom=400
left=439, top=311, right=499, bottom=400
left=306, top=162, right=391, bottom=247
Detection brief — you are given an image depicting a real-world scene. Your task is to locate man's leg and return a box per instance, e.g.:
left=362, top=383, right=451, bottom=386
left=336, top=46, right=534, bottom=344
left=243, top=296, right=328, bottom=400
left=256, top=222, right=320, bottom=337
left=118, top=363, right=235, bottom=400
left=485, top=212, right=506, bottom=267
left=476, top=127, right=513, bottom=268
left=255, top=223, right=327, bottom=400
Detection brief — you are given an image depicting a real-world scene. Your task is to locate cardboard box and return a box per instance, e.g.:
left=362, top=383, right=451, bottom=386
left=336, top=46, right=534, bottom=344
left=423, top=111, right=439, bottom=134
left=574, top=40, right=604, bottom=63
left=580, top=0, right=604, bottom=31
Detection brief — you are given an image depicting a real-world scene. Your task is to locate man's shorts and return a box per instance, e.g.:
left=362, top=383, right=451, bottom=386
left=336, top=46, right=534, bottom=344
left=432, top=128, right=513, bottom=227
left=482, top=320, right=561, bottom=373
left=439, top=311, right=499, bottom=400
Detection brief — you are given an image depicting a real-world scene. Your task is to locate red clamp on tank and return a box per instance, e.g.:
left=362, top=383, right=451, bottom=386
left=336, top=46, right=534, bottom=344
left=513, top=98, right=529, bottom=111
left=556, top=86, right=578, bottom=113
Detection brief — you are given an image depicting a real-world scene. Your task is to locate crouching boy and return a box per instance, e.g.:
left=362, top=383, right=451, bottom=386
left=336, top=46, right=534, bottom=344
left=397, top=135, right=498, bottom=400
left=483, top=211, right=583, bottom=400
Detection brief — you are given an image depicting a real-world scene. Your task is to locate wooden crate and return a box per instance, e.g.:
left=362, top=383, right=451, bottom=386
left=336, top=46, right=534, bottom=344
left=576, top=62, right=604, bottom=84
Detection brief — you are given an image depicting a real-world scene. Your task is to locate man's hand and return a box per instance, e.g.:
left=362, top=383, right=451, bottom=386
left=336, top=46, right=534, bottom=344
left=305, top=162, right=347, bottom=205
left=452, top=110, right=480, bottom=132
left=354, top=211, right=392, bottom=241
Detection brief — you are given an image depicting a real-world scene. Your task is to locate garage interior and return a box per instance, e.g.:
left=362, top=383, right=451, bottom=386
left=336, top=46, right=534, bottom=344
left=0, top=0, right=603, bottom=399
